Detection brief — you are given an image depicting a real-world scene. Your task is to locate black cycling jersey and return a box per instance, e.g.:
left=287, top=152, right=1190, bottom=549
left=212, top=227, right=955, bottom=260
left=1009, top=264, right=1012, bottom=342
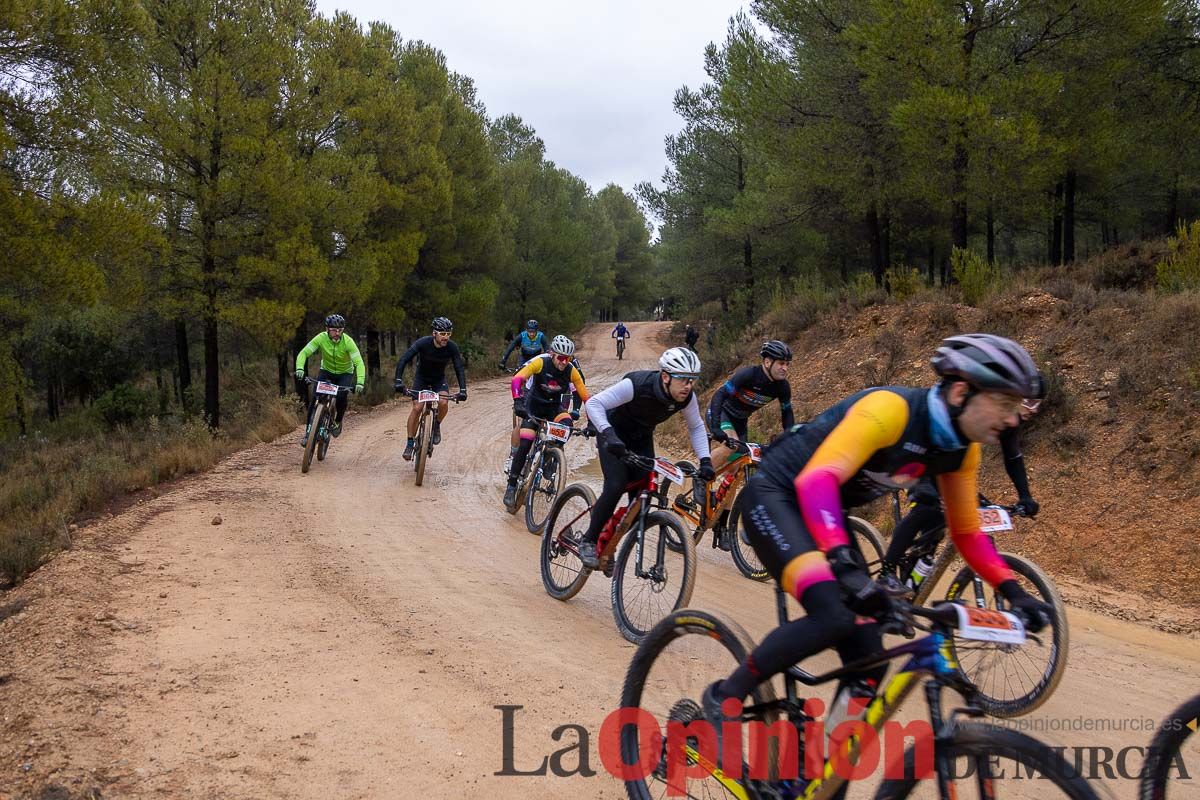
left=394, top=336, right=466, bottom=390
left=601, top=370, right=696, bottom=446
left=708, top=365, right=794, bottom=431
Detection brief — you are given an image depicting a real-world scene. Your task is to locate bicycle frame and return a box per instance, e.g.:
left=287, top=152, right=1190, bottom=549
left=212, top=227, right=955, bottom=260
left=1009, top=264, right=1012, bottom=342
left=673, top=451, right=754, bottom=532
left=691, top=592, right=982, bottom=800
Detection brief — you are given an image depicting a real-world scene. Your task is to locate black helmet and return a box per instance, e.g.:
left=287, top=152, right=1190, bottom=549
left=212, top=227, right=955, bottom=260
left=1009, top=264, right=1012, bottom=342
left=760, top=340, right=792, bottom=362
left=931, top=334, right=1043, bottom=398
left=324, top=313, right=346, bottom=329
left=526, top=319, right=538, bottom=331
left=432, top=316, right=453, bottom=332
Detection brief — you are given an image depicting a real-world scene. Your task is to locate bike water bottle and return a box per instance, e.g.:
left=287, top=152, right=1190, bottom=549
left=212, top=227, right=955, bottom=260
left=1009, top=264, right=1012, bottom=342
left=597, top=505, right=629, bottom=553
left=908, top=554, right=935, bottom=589
left=714, top=471, right=736, bottom=503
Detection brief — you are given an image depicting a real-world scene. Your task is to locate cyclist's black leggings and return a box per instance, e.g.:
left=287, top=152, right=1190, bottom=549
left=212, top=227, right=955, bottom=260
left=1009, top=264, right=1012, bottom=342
left=582, top=438, right=654, bottom=544
left=717, top=476, right=886, bottom=704
left=508, top=402, right=571, bottom=481
left=883, top=499, right=945, bottom=565
left=302, top=370, right=354, bottom=425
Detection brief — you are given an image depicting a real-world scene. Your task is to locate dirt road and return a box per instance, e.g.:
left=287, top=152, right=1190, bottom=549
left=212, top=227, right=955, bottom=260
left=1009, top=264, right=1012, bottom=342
left=1, top=322, right=1196, bottom=800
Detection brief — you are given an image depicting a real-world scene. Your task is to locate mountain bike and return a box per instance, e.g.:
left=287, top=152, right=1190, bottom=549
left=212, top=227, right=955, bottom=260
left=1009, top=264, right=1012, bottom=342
left=402, top=389, right=462, bottom=487
left=540, top=454, right=698, bottom=644
left=1140, top=692, right=1200, bottom=800
left=861, top=493, right=1068, bottom=718
left=671, top=442, right=886, bottom=585
left=616, top=335, right=627, bottom=360
left=620, top=592, right=1099, bottom=800
left=300, top=377, right=356, bottom=474
left=504, top=415, right=595, bottom=534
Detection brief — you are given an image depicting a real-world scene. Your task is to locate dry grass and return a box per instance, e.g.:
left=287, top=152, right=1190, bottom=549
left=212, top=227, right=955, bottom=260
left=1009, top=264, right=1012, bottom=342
left=0, top=378, right=298, bottom=586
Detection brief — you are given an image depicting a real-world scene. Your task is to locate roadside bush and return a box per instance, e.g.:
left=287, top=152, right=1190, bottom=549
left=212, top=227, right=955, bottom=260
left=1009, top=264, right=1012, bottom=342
left=1156, top=220, right=1200, bottom=293
left=951, top=248, right=1002, bottom=306
left=885, top=266, right=925, bottom=300
left=93, top=384, right=154, bottom=428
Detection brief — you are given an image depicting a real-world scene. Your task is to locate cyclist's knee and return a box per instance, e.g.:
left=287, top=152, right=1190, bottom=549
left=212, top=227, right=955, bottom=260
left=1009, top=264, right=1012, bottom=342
left=798, top=580, right=857, bottom=637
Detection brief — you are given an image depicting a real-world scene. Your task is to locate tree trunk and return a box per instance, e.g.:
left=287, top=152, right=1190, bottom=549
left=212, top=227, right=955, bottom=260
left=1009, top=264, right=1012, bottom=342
left=1064, top=169, right=1076, bottom=263
left=1168, top=173, right=1180, bottom=234
left=950, top=141, right=969, bottom=253
left=1051, top=181, right=1063, bottom=265
left=204, top=314, right=219, bottom=429
left=986, top=205, right=995, bottom=264
left=366, top=329, right=381, bottom=378
left=867, top=206, right=883, bottom=286
left=14, top=387, right=26, bottom=436
left=47, top=374, right=58, bottom=422
left=277, top=352, right=289, bottom=397
left=928, top=243, right=936, bottom=285
left=742, top=234, right=754, bottom=320
left=389, top=332, right=396, bottom=357
left=882, top=212, right=892, bottom=277
left=175, top=318, right=191, bottom=402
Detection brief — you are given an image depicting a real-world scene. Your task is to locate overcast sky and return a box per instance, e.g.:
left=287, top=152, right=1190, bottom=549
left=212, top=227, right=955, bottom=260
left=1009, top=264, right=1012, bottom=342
left=312, top=0, right=746, bottom=197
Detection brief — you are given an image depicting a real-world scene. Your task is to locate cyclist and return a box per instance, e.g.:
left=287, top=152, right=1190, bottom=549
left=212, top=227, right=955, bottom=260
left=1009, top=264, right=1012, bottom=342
left=506, top=352, right=590, bottom=474
left=685, top=339, right=795, bottom=548
left=577, top=347, right=715, bottom=569
left=392, top=317, right=467, bottom=461
left=499, top=319, right=549, bottom=370
left=611, top=321, right=630, bottom=356
left=685, top=324, right=699, bottom=350
left=878, top=387, right=1044, bottom=583
left=700, top=333, right=1053, bottom=755
left=294, top=314, right=365, bottom=447
left=503, top=335, right=590, bottom=511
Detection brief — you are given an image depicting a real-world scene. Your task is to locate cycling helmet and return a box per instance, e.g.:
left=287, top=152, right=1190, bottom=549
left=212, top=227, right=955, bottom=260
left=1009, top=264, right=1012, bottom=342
left=550, top=335, right=575, bottom=356
left=432, top=316, right=453, bottom=332
left=324, top=313, right=346, bottom=329
left=760, top=340, right=792, bottom=362
left=931, top=334, right=1043, bottom=398
left=526, top=319, right=539, bottom=331
left=659, top=347, right=702, bottom=379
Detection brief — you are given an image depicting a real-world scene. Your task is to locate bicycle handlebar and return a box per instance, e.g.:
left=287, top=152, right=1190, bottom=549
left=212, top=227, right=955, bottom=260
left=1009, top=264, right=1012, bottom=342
left=621, top=452, right=699, bottom=477
left=402, top=389, right=464, bottom=403
left=304, top=377, right=360, bottom=394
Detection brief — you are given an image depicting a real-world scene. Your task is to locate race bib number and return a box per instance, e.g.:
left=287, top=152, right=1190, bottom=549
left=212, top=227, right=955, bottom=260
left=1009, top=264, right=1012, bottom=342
left=545, top=422, right=571, bottom=442
left=653, top=458, right=684, bottom=485
left=417, top=390, right=439, bottom=403
left=978, top=506, right=1013, bottom=533
left=315, top=381, right=340, bottom=396
left=953, top=605, right=1026, bottom=645
left=747, top=443, right=763, bottom=463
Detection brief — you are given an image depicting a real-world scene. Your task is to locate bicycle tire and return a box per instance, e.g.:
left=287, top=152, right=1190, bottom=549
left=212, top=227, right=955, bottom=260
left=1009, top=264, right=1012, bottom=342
left=621, top=608, right=782, bottom=800
left=728, top=491, right=770, bottom=582
left=847, top=516, right=884, bottom=571
left=300, top=403, right=324, bottom=474
left=1140, top=692, right=1200, bottom=800
left=525, top=446, right=564, bottom=534
left=876, top=721, right=1099, bottom=800
left=611, top=510, right=696, bottom=644
left=414, top=408, right=429, bottom=486
left=316, top=423, right=329, bottom=461
left=540, top=482, right=595, bottom=600
left=945, top=553, right=1069, bottom=717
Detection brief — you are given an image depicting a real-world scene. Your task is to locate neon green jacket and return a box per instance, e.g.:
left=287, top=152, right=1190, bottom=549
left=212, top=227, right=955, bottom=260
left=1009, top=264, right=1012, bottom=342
left=296, top=332, right=366, bottom=385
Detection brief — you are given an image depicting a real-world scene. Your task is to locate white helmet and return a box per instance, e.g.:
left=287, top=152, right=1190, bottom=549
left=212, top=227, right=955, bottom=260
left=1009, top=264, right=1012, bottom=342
left=550, top=334, right=575, bottom=356
left=659, top=347, right=701, bottom=379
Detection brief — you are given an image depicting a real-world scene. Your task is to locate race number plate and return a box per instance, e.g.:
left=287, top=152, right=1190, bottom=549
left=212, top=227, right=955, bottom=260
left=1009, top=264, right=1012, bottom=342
left=545, top=422, right=571, bottom=442
left=653, top=458, right=684, bottom=485
left=315, top=381, right=340, bottom=396
left=747, top=443, right=763, bottom=463
left=953, top=605, right=1027, bottom=645
left=417, top=390, right=439, bottom=403
left=978, top=506, right=1014, bottom=533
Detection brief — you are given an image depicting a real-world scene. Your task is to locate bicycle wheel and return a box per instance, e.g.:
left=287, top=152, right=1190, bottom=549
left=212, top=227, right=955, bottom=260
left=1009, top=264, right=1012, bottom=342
left=1141, top=692, right=1200, bottom=800
left=540, top=482, right=595, bottom=600
left=944, top=553, right=1068, bottom=717
left=316, top=417, right=330, bottom=461
left=876, top=722, right=1098, bottom=800
left=525, top=446, right=564, bottom=534
left=301, top=403, right=324, bottom=474
left=414, top=409, right=429, bottom=486
left=612, top=510, right=696, bottom=644
left=847, top=516, right=884, bottom=572
left=621, top=608, right=782, bottom=800
left=727, top=491, right=770, bottom=582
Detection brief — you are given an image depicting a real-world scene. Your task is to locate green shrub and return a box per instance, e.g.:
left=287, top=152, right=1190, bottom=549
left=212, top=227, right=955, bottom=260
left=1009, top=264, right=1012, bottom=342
left=951, top=248, right=1002, bottom=306
left=1156, top=220, right=1200, bottom=293
left=885, top=266, right=925, bottom=300
left=93, top=383, right=154, bottom=428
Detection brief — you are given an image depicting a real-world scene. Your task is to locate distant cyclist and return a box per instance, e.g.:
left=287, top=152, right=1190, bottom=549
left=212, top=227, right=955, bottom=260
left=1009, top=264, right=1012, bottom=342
left=295, top=314, right=365, bottom=447
left=690, top=339, right=795, bottom=547
left=393, top=317, right=467, bottom=461
left=503, top=335, right=590, bottom=511
left=685, top=324, right=699, bottom=350
left=578, top=347, right=714, bottom=569
left=499, top=319, right=549, bottom=370
left=611, top=321, right=630, bottom=357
